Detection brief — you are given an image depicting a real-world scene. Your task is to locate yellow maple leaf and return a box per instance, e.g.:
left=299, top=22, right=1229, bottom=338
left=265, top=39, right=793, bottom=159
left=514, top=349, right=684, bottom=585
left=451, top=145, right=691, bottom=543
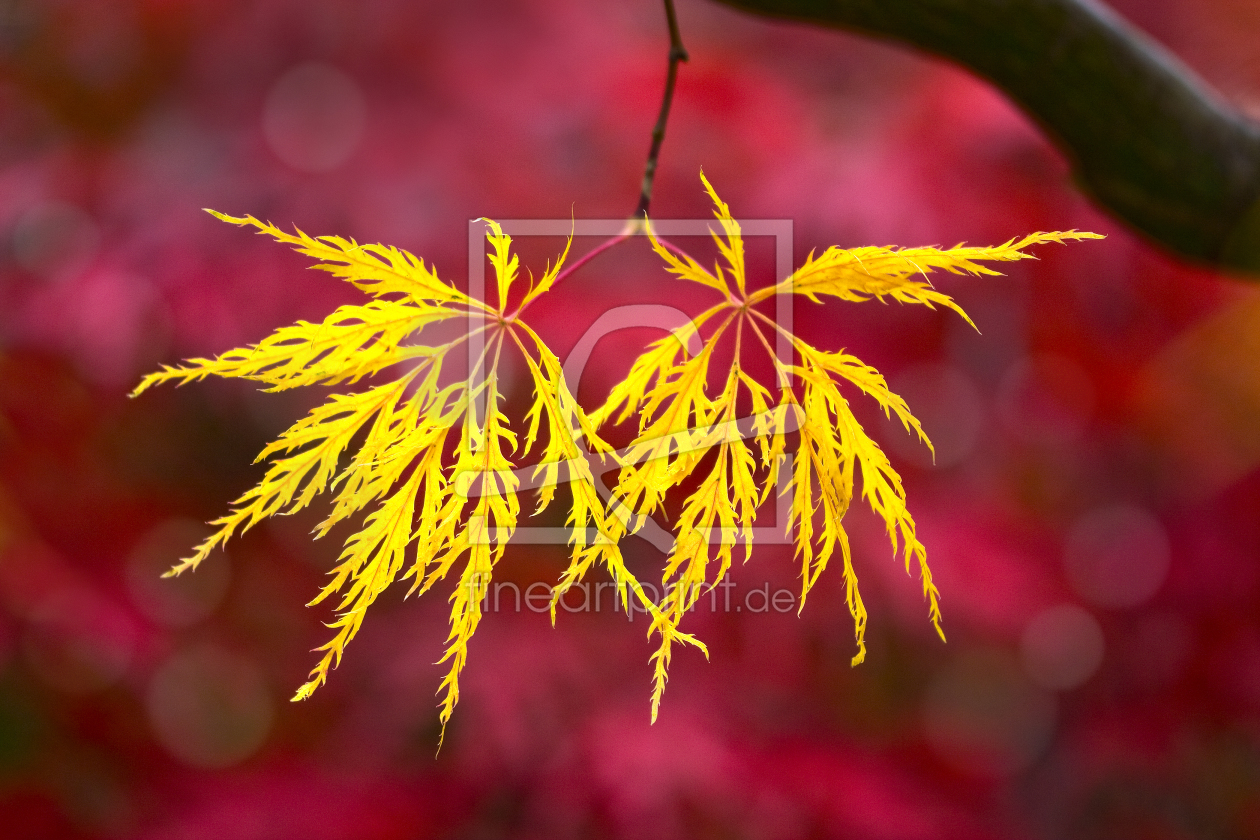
left=598, top=172, right=1103, bottom=720
left=133, top=213, right=664, bottom=746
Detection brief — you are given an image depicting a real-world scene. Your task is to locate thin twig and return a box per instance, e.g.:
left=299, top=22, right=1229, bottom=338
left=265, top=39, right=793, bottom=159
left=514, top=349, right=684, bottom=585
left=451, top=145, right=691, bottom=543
left=513, top=1, right=690, bottom=306
left=510, top=231, right=632, bottom=319
left=634, top=0, right=689, bottom=222
left=549, top=232, right=630, bottom=291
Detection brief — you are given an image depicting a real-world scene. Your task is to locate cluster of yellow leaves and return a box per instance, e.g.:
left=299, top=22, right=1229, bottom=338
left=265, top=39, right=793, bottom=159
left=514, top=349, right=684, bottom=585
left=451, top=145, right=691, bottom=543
left=600, top=173, right=1102, bottom=718
left=133, top=213, right=661, bottom=745
left=134, top=175, right=1100, bottom=736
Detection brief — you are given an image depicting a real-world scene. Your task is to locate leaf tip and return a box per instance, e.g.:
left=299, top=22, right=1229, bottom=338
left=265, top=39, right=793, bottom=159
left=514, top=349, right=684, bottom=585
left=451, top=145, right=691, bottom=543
left=291, top=682, right=318, bottom=702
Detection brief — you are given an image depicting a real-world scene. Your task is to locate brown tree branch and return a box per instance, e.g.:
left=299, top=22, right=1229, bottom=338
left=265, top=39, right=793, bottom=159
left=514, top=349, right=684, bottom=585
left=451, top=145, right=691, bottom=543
left=708, top=0, right=1260, bottom=273
left=635, top=0, right=690, bottom=222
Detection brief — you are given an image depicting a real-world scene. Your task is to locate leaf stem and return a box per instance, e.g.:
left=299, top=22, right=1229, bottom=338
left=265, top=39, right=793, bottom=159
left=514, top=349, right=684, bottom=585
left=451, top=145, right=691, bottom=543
left=634, top=0, right=689, bottom=221
left=745, top=310, right=793, bottom=388
left=512, top=230, right=703, bottom=316
left=537, top=232, right=630, bottom=301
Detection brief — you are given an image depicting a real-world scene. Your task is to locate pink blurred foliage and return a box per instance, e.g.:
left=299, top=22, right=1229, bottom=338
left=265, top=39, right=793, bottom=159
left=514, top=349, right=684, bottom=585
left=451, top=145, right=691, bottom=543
left=1, top=0, right=1260, bottom=837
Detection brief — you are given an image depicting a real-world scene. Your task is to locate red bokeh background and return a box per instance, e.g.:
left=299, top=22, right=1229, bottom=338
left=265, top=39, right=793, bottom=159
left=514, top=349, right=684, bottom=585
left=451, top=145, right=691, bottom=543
left=2, top=1, right=1260, bottom=837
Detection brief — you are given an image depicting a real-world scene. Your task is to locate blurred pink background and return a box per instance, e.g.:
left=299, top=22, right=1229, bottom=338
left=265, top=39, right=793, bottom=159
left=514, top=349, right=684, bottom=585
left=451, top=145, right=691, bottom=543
left=2, top=0, right=1260, bottom=837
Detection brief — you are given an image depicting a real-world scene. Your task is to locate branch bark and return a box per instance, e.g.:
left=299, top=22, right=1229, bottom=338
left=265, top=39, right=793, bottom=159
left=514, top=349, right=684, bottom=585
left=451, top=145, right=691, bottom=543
left=636, top=0, right=690, bottom=220
left=708, top=0, right=1260, bottom=273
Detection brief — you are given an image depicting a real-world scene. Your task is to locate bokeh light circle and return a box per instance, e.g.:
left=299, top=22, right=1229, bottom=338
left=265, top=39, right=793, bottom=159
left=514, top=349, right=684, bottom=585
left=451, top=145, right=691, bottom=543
left=1020, top=603, right=1105, bottom=690
left=21, top=589, right=136, bottom=694
left=262, top=62, right=366, bottom=173
left=1064, top=504, right=1170, bottom=609
left=997, top=354, right=1094, bottom=445
left=888, top=363, right=985, bottom=469
left=922, top=650, right=1057, bottom=777
left=11, top=202, right=100, bottom=280
left=125, top=518, right=230, bottom=627
left=146, top=644, right=274, bottom=769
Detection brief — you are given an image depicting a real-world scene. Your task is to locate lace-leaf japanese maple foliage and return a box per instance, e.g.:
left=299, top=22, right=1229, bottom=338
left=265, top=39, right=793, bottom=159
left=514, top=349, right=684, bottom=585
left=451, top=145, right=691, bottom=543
left=133, top=215, right=666, bottom=744
left=599, top=173, right=1101, bottom=718
left=133, top=174, right=1100, bottom=736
